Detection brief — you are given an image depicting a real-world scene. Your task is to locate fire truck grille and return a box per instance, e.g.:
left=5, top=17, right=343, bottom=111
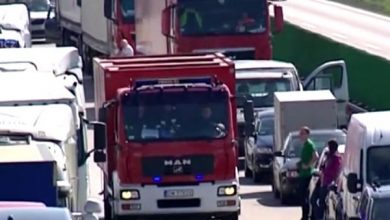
left=142, top=155, right=214, bottom=177
left=157, top=198, right=201, bottom=208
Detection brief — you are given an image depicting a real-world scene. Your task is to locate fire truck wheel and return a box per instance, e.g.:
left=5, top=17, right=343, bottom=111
left=222, top=212, right=239, bottom=220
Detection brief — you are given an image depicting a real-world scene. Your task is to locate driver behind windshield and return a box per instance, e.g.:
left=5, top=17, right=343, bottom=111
left=236, top=12, right=256, bottom=32
left=194, top=105, right=226, bottom=138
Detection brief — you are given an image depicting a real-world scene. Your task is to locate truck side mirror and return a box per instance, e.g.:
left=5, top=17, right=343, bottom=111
left=273, top=5, right=284, bottom=33
left=243, top=100, right=255, bottom=135
left=104, top=0, right=112, bottom=20
left=161, top=7, right=171, bottom=36
left=347, top=173, right=360, bottom=193
left=93, top=122, right=107, bottom=150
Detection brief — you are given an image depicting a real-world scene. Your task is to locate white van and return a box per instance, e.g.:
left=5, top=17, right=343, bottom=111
left=342, top=111, right=390, bottom=219
left=0, top=3, right=31, bottom=47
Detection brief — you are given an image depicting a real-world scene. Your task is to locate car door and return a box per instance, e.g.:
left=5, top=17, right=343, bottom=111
left=273, top=135, right=290, bottom=191
left=245, top=120, right=259, bottom=170
left=302, top=60, right=349, bottom=127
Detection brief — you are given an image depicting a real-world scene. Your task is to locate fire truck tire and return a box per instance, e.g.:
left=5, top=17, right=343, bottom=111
left=222, top=212, right=239, bottom=220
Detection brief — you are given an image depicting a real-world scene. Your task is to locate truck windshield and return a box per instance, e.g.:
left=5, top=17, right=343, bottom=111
left=120, top=0, right=135, bottom=23
left=285, top=133, right=346, bottom=158
left=0, top=134, right=29, bottom=145
left=178, top=0, right=267, bottom=36
left=236, top=78, right=292, bottom=108
left=372, top=198, right=390, bottom=220
left=367, top=146, right=390, bottom=185
left=122, top=89, right=229, bottom=142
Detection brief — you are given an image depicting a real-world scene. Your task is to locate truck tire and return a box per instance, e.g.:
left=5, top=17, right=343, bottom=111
left=222, top=212, right=239, bottom=220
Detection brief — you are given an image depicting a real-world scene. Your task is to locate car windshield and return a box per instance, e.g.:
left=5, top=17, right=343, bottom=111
left=122, top=89, right=229, bottom=142
left=236, top=78, right=292, bottom=108
left=0, top=134, right=29, bottom=145
left=371, top=198, right=390, bottom=220
left=17, top=0, right=49, bottom=12
left=258, top=116, right=274, bottom=136
left=285, top=132, right=346, bottom=157
left=367, top=146, right=390, bottom=185
left=120, top=0, right=134, bottom=23
left=177, top=0, right=267, bottom=36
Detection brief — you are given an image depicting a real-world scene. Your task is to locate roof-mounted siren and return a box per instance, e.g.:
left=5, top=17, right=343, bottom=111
left=132, top=76, right=216, bottom=89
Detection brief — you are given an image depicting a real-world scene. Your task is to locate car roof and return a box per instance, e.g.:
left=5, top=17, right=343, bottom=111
left=0, top=202, right=46, bottom=209
left=289, top=129, right=346, bottom=137
left=234, top=60, right=296, bottom=70
left=0, top=207, right=72, bottom=220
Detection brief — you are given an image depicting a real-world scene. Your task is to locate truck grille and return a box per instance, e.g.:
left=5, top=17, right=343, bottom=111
left=31, top=19, right=45, bottom=25
left=142, top=155, right=214, bottom=177
left=223, top=49, right=255, bottom=60
left=157, top=198, right=201, bottom=208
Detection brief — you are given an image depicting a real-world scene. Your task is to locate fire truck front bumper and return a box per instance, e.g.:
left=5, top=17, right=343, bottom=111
left=111, top=180, right=240, bottom=217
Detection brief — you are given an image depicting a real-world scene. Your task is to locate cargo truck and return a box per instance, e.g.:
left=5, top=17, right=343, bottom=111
left=130, top=0, right=284, bottom=59
left=0, top=3, right=31, bottom=48
left=45, top=0, right=135, bottom=73
left=91, top=53, right=240, bottom=220
left=0, top=72, right=94, bottom=213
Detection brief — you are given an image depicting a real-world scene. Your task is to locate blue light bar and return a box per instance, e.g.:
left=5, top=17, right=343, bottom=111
left=195, top=174, right=204, bottom=181
left=153, top=176, right=161, bottom=183
left=134, top=77, right=212, bottom=88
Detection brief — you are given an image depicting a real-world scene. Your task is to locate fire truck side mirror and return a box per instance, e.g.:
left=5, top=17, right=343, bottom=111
left=161, top=7, right=171, bottom=36
left=104, top=0, right=113, bottom=20
left=243, top=100, right=255, bottom=135
left=93, top=122, right=107, bottom=151
left=273, top=5, right=284, bottom=33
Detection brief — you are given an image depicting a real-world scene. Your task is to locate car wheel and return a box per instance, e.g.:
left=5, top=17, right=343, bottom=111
left=280, top=191, right=290, bottom=205
left=252, top=170, right=261, bottom=183
left=244, top=161, right=252, bottom=178
left=272, top=175, right=280, bottom=198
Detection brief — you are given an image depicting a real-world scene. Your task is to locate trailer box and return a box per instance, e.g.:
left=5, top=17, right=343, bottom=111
left=273, top=90, right=337, bottom=152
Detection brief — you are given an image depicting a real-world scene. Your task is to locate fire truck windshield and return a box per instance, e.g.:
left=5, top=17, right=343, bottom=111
left=236, top=78, right=292, bottom=108
left=177, top=0, right=267, bottom=36
left=122, top=89, right=229, bottom=142
left=120, top=0, right=135, bottom=23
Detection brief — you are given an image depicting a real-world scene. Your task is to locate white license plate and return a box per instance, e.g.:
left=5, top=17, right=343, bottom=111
left=164, top=189, right=194, bottom=198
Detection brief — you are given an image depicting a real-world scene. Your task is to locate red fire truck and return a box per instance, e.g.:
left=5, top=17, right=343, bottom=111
left=127, top=0, right=283, bottom=59
left=92, top=53, right=240, bottom=220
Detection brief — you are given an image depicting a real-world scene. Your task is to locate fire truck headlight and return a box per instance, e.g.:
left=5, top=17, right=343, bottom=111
left=120, top=190, right=140, bottom=200
left=217, top=185, right=237, bottom=196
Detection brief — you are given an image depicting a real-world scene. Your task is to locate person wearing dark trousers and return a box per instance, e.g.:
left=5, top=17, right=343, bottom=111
left=297, top=126, right=319, bottom=220
left=316, top=140, right=342, bottom=220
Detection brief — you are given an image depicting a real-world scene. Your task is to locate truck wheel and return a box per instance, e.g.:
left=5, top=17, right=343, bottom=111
left=222, top=212, right=239, bottom=220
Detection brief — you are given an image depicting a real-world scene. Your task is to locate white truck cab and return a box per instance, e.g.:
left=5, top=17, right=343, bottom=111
left=0, top=47, right=85, bottom=115
left=0, top=3, right=31, bottom=47
left=342, top=111, right=390, bottom=219
left=0, top=72, right=94, bottom=213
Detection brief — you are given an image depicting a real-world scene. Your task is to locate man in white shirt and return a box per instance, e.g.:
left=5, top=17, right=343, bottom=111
left=116, top=39, right=134, bottom=57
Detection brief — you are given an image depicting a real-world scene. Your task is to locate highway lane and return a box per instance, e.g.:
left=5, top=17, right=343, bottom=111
left=272, top=0, right=390, bottom=61
left=33, top=41, right=301, bottom=220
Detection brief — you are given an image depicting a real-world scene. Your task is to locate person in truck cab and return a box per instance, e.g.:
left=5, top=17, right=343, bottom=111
left=236, top=12, right=256, bottom=32
left=297, top=126, right=319, bottom=220
left=196, top=105, right=225, bottom=138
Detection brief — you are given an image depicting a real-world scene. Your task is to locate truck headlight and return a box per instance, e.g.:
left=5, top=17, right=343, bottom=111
left=120, top=190, right=140, bottom=200
left=217, top=185, right=237, bottom=196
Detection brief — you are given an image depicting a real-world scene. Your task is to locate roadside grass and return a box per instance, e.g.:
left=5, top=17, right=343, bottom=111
left=330, top=0, right=390, bottom=16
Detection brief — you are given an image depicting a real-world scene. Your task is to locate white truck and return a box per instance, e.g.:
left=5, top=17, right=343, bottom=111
left=272, top=90, right=338, bottom=152
left=0, top=3, right=31, bottom=47
left=0, top=72, right=95, bottom=213
left=45, top=0, right=135, bottom=73
left=0, top=47, right=86, bottom=115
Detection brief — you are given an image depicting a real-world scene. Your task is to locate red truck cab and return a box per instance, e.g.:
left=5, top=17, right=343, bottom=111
left=92, top=53, right=240, bottom=220
left=161, top=0, right=284, bottom=59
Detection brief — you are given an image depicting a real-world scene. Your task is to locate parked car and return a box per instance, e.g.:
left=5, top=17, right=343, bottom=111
left=308, top=144, right=345, bottom=219
left=244, top=109, right=274, bottom=182
left=272, top=129, right=346, bottom=204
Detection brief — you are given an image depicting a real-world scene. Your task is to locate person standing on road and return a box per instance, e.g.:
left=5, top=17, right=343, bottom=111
left=316, top=140, right=342, bottom=220
left=297, top=126, right=319, bottom=220
left=116, top=39, right=134, bottom=57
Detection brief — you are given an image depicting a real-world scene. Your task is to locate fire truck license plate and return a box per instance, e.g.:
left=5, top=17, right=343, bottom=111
left=164, top=189, right=194, bottom=198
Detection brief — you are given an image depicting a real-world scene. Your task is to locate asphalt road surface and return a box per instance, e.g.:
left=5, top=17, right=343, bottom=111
left=272, top=0, right=390, bottom=61
left=32, top=42, right=301, bottom=219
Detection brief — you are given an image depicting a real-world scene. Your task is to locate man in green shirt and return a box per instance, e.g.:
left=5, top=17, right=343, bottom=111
left=297, top=126, right=319, bottom=220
